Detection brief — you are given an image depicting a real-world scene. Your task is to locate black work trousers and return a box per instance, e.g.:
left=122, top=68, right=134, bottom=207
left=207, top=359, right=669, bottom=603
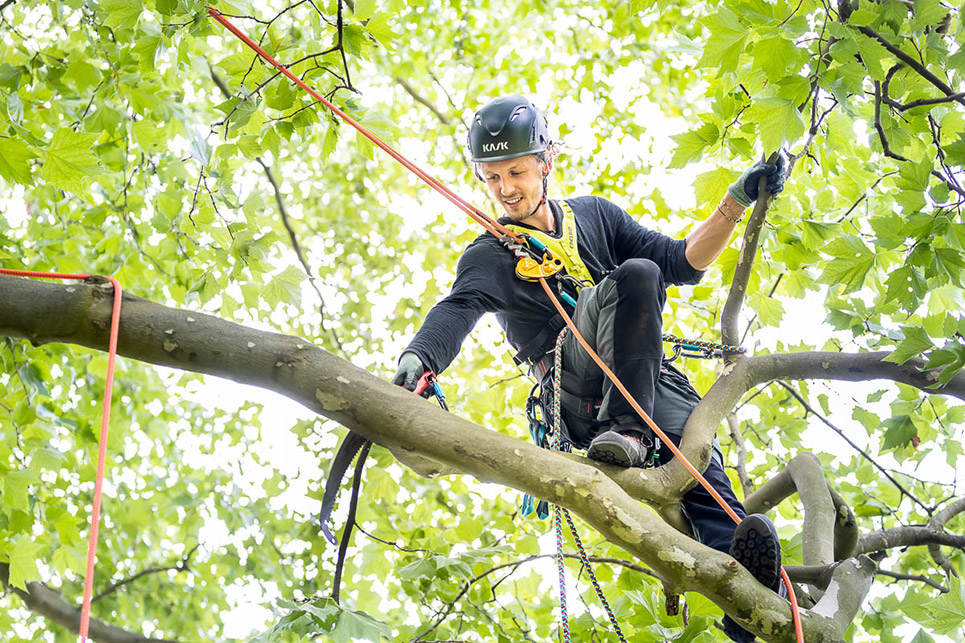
left=555, top=258, right=755, bottom=641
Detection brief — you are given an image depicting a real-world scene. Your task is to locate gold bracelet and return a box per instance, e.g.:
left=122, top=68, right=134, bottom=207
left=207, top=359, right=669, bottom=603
left=715, top=200, right=744, bottom=224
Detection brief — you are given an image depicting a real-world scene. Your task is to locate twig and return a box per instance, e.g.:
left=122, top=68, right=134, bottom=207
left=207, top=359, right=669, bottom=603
left=856, top=26, right=965, bottom=109
left=776, top=380, right=931, bottom=515
left=873, top=81, right=910, bottom=162
left=394, top=76, right=451, bottom=124
left=254, top=157, right=346, bottom=355
left=877, top=569, right=948, bottom=593
left=92, top=544, right=199, bottom=603
left=410, top=553, right=654, bottom=641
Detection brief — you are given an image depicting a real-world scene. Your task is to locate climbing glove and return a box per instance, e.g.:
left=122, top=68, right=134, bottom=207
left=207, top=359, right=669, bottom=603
left=727, top=154, right=786, bottom=207
left=392, top=351, right=428, bottom=392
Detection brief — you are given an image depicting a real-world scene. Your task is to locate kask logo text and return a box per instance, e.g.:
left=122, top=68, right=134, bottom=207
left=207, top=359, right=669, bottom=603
left=483, top=142, right=509, bottom=152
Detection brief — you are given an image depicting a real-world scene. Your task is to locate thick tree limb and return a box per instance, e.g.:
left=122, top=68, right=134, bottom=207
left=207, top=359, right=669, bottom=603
left=807, top=555, right=876, bottom=635
left=0, top=564, right=178, bottom=643
left=668, top=350, right=965, bottom=498
left=857, top=525, right=965, bottom=556
left=744, top=454, right=836, bottom=574
left=0, top=275, right=864, bottom=642
left=927, top=497, right=965, bottom=576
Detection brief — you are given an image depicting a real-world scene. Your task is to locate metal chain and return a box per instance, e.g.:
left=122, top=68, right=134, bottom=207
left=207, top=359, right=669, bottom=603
left=550, top=328, right=627, bottom=643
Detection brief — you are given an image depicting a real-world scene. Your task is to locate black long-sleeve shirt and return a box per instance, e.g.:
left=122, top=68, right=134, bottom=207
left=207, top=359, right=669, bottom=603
left=406, top=196, right=704, bottom=373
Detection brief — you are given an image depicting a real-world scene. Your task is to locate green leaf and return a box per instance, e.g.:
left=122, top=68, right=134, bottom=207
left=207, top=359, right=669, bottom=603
left=751, top=35, right=798, bottom=79
left=668, top=123, right=719, bottom=169
left=882, top=415, right=917, bottom=451
left=697, top=9, right=746, bottom=74
left=100, top=0, right=143, bottom=30
left=694, top=167, right=738, bottom=209
left=906, top=577, right=965, bottom=635
left=820, top=236, right=876, bottom=294
left=7, top=538, right=44, bottom=591
left=40, top=129, right=103, bottom=195
left=744, top=97, right=805, bottom=153
left=331, top=608, right=391, bottom=642
left=2, top=470, right=31, bottom=514
left=944, top=136, right=965, bottom=166
left=354, top=0, right=377, bottom=21
left=884, top=265, right=928, bottom=310
left=911, top=0, right=948, bottom=33
left=52, top=545, right=87, bottom=576
left=884, top=326, right=934, bottom=365
left=0, top=137, right=37, bottom=185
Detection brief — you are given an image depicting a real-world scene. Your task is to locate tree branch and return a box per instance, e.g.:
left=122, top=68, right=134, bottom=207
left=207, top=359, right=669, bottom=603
left=721, top=154, right=780, bottom=351
left=0, top=275, right=861, bottom=642
left=726, top=413, right=754, bottom=498
left=0, top=563, right=178, bottom=643
left=394, top=76, right=450, bottom=125
left=92, top=545, right=199, bottom=604
left=877, top=569, right=948, bottom=593
left=855, top=26, right=965, bottom=109
left=857, top=525, right=965, bottom=556
left=668, top=350, right=965, bottom=499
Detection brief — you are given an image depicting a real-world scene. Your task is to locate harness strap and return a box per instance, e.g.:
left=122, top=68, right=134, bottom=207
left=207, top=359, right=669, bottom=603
left=513, top=314, right=566, bottom=366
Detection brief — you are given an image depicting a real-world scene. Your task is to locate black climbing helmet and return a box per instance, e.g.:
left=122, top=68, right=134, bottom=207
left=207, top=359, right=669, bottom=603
left=467, top=95, right=552, bottom=163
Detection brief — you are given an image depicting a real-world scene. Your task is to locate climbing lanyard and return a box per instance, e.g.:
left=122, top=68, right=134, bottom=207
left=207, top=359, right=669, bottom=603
left=0, top=269, right=122, bottom=643
left=207, top=11, right=804, bottom=642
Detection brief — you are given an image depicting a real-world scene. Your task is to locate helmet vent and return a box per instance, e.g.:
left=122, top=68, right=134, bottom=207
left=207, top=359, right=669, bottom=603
left=509, top=106, right=527, bottom=121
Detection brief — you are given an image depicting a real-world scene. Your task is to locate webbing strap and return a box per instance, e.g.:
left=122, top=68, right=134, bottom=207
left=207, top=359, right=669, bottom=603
left=0, top=269, right=122, bottom=643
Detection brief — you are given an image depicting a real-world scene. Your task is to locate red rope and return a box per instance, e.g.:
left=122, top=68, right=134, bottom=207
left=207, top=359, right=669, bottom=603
left=0, top=269, right=122, bottom=643
left=208, top=10, right=804, bottom=641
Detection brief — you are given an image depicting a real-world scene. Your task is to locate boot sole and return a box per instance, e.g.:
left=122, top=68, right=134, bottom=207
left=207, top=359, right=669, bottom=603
left=586, top=439, right=636, bottom=467
left=729, top=515, right=781, bottom=591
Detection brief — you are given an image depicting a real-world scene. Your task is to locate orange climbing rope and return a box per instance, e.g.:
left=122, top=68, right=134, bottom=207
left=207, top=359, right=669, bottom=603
left=0, top=269, right=122, bottom=643
left=207, top=10, right=804, bottom=641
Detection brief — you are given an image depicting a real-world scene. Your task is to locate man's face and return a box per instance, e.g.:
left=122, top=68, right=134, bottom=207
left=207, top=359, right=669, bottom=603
left=477, top=155, right=548, bottom=222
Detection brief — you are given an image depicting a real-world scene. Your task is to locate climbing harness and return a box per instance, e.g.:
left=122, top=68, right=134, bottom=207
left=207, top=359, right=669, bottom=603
left=207, top=11, right=805, bottom=642
left=506, top=201, right=594, bottom=287
left=0, top=269, right=122, bottom=643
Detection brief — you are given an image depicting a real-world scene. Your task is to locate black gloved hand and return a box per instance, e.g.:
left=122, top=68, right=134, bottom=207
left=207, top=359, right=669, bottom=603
left=391, top=352, right=427, bottom=392
left=728, top=154, right=786, bottom=207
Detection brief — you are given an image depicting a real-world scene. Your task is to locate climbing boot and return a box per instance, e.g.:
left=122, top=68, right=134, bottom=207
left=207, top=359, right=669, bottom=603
left=586, top=425, right=653, bottom=468
left=728, top=514, right=782, bottom=593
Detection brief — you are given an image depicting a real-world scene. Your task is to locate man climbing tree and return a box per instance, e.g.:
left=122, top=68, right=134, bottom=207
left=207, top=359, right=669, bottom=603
left=392, top=94, right=787, bottom=642
left=3, top=1, right=965, bottom=641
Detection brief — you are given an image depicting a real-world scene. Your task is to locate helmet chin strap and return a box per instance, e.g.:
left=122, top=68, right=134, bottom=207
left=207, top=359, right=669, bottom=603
left=524, top=162, right=550, bottom=220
